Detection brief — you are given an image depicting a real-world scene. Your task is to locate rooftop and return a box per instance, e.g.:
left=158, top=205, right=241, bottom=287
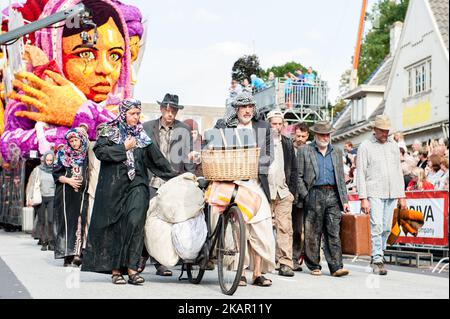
left=429, top=0, right=449, bottom=51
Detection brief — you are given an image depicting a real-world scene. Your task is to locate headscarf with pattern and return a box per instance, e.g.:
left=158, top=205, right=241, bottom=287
left=57, top=129, right=88, bottom=168
left=98, top=98, right=152, bottom=180
left=224, top=91, right=260, bottom=127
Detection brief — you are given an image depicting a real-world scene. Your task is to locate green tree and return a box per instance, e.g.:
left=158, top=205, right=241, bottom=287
left=232, top=54, right=263, bottom=82
left=358, top=0, right=409, bottom=84
left=331, top=99, right=347, bottom=118
left=263, top=61, right=308, bottom=78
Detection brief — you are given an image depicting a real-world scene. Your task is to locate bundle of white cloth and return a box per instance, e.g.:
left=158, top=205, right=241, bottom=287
left=144, top=173, right=207, bottom=267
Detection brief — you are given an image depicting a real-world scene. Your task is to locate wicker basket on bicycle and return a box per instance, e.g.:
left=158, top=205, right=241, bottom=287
left=201, top=129, right=260, bottom=181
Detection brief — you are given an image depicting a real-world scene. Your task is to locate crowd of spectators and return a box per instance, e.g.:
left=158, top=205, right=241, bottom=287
left=228, top=67, right=319, bottom=101
left=342, top=135, right=449, bottom=194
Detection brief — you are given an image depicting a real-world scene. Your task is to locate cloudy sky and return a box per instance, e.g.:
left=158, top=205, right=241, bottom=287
left=130, top=0, right=379, bottom=107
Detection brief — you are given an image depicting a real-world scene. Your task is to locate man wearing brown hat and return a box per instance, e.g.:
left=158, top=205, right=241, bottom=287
left=297, top=121, right=350, bottom=277
left=356, top=115, right=407, bottom=276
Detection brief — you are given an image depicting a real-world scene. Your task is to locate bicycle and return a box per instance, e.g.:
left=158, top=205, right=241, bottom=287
left=179, top=181, right=246, bottom=296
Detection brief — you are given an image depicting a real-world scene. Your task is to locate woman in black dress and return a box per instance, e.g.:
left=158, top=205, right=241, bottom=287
left=82, top=98, right=175, bottom=285
left=53, top=128, right=89, bottom=267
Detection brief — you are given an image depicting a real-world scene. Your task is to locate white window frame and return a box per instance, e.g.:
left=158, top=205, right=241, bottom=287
left=350, top=97, right=367, bottom=125
left=406, top=58, right=432, bottom=98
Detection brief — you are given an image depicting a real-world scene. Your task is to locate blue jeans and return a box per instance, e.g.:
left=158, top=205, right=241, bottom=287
left=369, top=198, right=397, bottom=263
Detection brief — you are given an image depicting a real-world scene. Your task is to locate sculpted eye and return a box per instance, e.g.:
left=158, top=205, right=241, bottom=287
left=78, top=51, right=95, bottom=60
left=110, top=52, right=122, bottom=62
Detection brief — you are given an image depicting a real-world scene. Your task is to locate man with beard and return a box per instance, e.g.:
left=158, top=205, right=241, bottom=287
left=297, top=121, right=350, bottom=277
left=214, top=92, right=276, bottom=287
left=266, top=110, right=297, bottom=277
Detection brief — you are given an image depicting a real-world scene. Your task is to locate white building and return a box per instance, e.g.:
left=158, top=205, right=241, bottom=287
left=384, top=0, right=449, bottom=145
left=333, top=0, right=449, bottom=149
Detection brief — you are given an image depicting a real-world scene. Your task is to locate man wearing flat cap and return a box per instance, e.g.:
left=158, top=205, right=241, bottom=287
left=139, top=93, right=195, bottom=276
left=356, top=115, right=406, bottom=276
left=297, top=121, right=350, bottom=277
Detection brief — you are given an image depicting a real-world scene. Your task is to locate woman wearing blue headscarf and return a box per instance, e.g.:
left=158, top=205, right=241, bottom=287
left=82, top=98, right=175, bottom=285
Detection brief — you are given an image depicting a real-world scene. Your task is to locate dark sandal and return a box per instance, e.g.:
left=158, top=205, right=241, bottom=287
left=72, top=256, right=82, bottom=267
left=128, top=273, right=145, bottom=285
left=137, top=256, right=149, bottom=273
left=63, top=256, right=74, bottom=267
left=253, top=276, right=272, bottom=287
left=112, top=274, right=126, bottom=285
left=239, top=276, right=247, bottom=287
left=156, top=265, right=173, bottom=277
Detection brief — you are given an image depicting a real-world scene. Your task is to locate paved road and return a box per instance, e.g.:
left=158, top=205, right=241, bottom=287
left=0, top=257, right=31, bottom=299
left=0, top=230, right=448, bottom=299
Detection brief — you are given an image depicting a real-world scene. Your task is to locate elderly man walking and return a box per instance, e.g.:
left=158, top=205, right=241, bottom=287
left=297, top=122, right=350, bottom=277
left=357, top=115, right=407, bottom=276
left=266, top=110, right=297, bottom=277
left=215, top=91, right=276, bottom=287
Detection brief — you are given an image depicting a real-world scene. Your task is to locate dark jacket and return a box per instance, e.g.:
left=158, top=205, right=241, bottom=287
left=281, top=135, right=298, bottom=198
left=297, top=143, right=348, bottom=209
left=214, top=119, right=274, bottom=202
left=417, top=160, right=428, bottom=170
left=143, top=119, right=195, bottom=175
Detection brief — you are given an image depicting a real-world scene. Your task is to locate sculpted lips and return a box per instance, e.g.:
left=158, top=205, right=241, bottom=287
left=91, top=82, right=111, bottom=94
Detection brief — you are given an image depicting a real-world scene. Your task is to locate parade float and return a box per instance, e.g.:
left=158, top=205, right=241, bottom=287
left=0, top=0, right=146, bottom=229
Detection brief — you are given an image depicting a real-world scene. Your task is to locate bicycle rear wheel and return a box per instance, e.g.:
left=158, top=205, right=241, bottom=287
left=217, top=205, right=246, bottom=296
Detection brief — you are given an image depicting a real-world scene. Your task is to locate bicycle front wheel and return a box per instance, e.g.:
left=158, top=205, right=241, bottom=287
left=217, top=205, right=246, bottom=296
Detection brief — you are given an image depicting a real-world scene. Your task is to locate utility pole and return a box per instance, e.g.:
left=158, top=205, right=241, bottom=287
left=350, top=0, right=368, bottom=90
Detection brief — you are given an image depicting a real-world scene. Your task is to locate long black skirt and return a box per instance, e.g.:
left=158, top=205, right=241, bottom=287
left=82, top=185, right=150, bottom=274
left=54, top=184, right=89, bottom=259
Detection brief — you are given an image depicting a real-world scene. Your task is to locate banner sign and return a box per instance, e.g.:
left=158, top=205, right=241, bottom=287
left=348, top=191, right=449, bottom=247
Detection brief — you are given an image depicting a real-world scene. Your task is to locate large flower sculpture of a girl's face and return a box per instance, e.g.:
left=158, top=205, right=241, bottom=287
left=62, top=17, right=125, bottom=103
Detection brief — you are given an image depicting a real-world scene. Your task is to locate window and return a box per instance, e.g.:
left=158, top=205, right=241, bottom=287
left=406, top=58, right=432, bottom=97
left=350, top=97, right=367, bottom=125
